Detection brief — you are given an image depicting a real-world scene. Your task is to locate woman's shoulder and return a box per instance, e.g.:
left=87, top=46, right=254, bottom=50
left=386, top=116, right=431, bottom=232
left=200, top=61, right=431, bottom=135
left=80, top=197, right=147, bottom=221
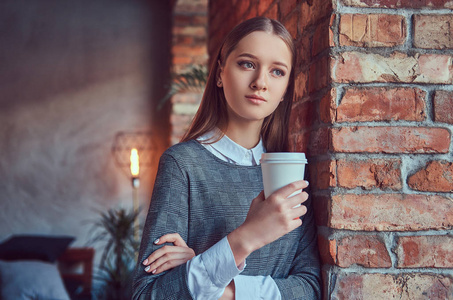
left=160, top=140, right=205, bottom=165
left=163, top=140, right=201, bottom=156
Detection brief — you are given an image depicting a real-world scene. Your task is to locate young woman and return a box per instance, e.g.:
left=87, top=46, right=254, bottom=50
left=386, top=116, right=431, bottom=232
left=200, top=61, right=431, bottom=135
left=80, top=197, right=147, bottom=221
left=132, top=17, right=321, bottom=299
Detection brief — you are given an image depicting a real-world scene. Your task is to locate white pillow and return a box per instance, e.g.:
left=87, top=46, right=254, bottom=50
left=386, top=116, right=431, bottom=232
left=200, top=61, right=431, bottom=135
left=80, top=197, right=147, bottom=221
left=0, top=260, right=70, bottom=300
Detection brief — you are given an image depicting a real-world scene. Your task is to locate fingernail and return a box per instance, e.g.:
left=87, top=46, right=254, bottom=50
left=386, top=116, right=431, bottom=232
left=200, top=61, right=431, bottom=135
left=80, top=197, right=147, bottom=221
left=144, top=266, right=150, bottom=272
left=154, top=238, right=160, bottom=244
left=305, top=181, right=309, bottom=186
left=142, top=259, right=148, bottom=265
left=152, top=269, right=156, bottom=274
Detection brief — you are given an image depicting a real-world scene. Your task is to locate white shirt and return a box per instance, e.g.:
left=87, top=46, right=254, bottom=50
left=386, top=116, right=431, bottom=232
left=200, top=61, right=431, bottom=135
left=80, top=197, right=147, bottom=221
left=184, top=131, right=282, bottom=300
left=197, top=130, right=264, bottom=166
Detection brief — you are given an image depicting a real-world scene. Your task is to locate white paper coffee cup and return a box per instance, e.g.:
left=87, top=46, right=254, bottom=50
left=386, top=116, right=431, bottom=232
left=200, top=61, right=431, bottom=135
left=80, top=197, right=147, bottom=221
left=260, top=152, right=308, bottom=199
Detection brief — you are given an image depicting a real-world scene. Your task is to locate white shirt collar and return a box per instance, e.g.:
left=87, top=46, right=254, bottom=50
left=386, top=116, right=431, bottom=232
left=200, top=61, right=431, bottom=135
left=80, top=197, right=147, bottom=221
left=198, top=129, right=265, bottom=166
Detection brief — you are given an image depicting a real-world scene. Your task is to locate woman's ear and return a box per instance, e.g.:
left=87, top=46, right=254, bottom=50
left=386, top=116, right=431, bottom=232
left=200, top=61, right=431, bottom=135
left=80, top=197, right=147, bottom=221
left=216, top=60, right=223, bottom=87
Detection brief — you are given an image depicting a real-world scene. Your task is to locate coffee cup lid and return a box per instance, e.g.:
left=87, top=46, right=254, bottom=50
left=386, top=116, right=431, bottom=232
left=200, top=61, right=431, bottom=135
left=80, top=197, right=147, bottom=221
left=260, top=152, right=307, bottom=163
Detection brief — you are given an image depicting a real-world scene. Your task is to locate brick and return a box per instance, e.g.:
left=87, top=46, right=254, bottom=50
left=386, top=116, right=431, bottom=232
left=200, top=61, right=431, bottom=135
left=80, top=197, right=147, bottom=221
left=172, top=45, right=207, bottom=56
left=289, top=100, right=317, bottom=132
left=309, top=55, right=329, bottom=93
left=318, top=235, right=337, bottom=265
left=408, top=160, right=453, bottom=192
left=312, top=19, right=331, bottom=57
left=172, top=123, right=190, bottom=140
left=244, top=3, right=258, bottom=20
left=296, top=37, right=311, bottom=70
left=279, top=0, right=297, bottom=18
left=337, top=87, right=426, bottom=122
left=171, top=92, right=203, bottom=104
left=310, top=160, right=336, bottom=190
left=312, top=194, right=330, bottom=226
left=397, top=235, right=453, bottom=268
left=172, top=103, right=199, bottom=115
left=294, top=71, right=308, bottom=100
left=300, top=0, right=333, bottom=32
left=283, top=10, right=298, bottom=40
left=264, top=4, right=278, bottom=19
left=173, top=35, right=195, bottom=46
left=418, top=54, right=453, bottom=83
left=308, top=127, right=330, bottom=156
left=290, top=130, right=310, bottom=153
left=170, top=114, right=193, bottom=126
left=330, top=194, right=453, bottom=231
left=331, top=126, right=450, bottom=154
left=173, top=15, right=208, bottom=27
left=340, top=0, right=453, bottom=9
left=332, top=52, right=453, bottom=84
left=174, top=0, right=208, bottom=13
left=236, top=0, right=251, bottom=18
left=320, top=88, right=336, bottom=124
left=173, top=26, right=207, bottom=37
left=172, top=56, right=192, bottom=66
left=257, top=0, right=274, bottom=15
left=329, top=14, right=336, bottom=47
left=337, top=235, right=391, bottom=268
left=434, top=90, right=453, bottom=124
left=337, top=158, right=402, bottom=190
left=339, top=14, right=406, bottom=47
left=331, top=273, right=453, bottom=300
left=414, top=15, right=453, bottom=49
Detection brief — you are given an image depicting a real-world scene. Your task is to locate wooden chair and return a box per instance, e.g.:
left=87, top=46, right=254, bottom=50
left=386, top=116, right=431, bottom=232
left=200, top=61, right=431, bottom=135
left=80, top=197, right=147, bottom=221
left=58, top=248, right=95, bottom=299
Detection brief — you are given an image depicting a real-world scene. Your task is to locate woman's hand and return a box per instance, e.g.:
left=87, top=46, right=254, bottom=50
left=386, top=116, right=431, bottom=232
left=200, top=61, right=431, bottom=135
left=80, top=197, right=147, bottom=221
left=219, top=281, right=235, bottom=300
left=228, top=180, right=309, bottom=265
left=142, top=233, right=195, bottom=275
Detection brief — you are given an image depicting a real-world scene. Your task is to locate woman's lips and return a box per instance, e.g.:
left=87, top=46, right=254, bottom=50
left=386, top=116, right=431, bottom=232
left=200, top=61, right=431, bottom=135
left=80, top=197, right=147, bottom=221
left=246, top=95, right=266, bottom=104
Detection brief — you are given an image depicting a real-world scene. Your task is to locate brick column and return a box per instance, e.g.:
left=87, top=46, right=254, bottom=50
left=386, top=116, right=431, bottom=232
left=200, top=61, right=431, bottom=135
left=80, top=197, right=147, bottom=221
left=207, top=0, right=453, bottom=298
left=323, top=0, right=453, bottom=298
left=171, top=0, right=208, bottom=145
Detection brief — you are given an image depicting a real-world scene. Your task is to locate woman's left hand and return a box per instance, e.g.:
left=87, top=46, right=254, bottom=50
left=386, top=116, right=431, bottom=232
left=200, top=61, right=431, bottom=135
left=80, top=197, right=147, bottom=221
left=142, top=233, right=195, bottom=275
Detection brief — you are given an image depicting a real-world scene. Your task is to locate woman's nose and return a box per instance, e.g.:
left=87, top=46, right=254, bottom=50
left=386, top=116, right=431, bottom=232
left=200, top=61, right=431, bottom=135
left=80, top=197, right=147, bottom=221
left=250, top=69, right=267, bottom=91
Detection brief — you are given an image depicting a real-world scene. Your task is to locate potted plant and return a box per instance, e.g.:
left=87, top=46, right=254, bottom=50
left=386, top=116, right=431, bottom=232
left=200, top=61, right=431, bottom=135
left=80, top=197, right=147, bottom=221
left=87, top=207, right=141, bottom=300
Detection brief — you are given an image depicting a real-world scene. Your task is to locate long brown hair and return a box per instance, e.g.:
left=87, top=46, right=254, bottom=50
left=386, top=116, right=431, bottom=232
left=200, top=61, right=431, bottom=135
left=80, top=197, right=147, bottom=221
left=181, top=17, right=296, bottom=152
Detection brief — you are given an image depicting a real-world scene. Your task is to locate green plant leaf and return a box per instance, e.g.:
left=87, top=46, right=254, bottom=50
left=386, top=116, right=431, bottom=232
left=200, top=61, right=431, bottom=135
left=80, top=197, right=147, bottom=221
left=158, top=65, right=208, bottom=109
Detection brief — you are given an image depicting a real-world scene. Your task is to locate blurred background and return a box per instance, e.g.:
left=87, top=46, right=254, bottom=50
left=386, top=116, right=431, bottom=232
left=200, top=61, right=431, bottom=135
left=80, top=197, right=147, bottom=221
left=0, top=0, right=175, bottom=246
left=0, top=0, right=208, bottom=297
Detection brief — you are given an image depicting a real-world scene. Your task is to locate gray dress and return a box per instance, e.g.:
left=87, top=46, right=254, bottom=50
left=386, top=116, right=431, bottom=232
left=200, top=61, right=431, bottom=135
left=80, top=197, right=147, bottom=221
left=132, top=140, right=321, bottom=299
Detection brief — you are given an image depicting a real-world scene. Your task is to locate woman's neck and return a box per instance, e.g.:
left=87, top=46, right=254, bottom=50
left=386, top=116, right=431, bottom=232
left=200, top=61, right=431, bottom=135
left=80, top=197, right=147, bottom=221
left=224, top=121, right=262, bottom=149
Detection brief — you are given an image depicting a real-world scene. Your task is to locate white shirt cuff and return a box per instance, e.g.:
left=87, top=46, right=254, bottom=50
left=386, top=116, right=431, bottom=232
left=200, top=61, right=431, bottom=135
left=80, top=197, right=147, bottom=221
left=201, top=236, right=243, bottom=286
left=234, top=275, right=282, bottom=300
left=186, top=236, right=243, bottom=299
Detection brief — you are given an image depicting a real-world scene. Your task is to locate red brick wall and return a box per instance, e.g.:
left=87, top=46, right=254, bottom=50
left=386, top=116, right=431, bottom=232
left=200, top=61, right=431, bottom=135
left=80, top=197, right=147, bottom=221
left=171, top=0, right=208, bottom=144
left=326, top=1, right=453, bottom=298
left=207, top=0, right=453, bottom=298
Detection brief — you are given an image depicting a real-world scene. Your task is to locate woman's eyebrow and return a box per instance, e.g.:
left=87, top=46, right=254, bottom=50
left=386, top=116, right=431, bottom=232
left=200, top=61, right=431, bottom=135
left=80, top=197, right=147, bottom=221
left=237, top=53, right=289, bottom=70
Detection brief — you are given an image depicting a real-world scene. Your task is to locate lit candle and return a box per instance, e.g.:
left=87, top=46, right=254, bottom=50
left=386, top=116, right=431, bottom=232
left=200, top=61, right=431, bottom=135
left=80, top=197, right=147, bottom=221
left=130, top=148, right=139, bottom=177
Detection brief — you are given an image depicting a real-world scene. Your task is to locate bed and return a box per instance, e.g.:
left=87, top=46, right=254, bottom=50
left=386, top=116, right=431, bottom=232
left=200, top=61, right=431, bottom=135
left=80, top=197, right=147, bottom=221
left=0, top=235, right=94, bottom=300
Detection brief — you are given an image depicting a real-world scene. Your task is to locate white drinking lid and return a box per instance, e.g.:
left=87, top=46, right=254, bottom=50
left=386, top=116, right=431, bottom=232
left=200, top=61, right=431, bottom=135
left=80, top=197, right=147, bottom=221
left=261, top=152, right=307, bottom=162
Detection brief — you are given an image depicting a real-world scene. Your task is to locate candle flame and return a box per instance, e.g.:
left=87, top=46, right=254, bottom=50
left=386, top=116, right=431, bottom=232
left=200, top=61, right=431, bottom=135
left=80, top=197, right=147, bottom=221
left=130, top=148, right=139, bottom=177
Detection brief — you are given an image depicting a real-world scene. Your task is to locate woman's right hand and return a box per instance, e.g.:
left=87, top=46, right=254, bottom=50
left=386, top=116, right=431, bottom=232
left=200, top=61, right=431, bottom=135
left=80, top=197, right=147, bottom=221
left=227, top=180, right=309, bottom=265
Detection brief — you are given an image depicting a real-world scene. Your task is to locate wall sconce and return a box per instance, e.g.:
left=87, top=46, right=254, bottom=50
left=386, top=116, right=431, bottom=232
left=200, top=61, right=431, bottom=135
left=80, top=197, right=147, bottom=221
left=130, top=148, right=140, bottom=242
left=111, top=132, right=156, bottom=243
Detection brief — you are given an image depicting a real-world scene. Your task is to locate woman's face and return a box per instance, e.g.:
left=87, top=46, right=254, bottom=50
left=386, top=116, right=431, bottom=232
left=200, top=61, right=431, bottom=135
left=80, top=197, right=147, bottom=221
left=219, top=31, right=292, bottom=127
